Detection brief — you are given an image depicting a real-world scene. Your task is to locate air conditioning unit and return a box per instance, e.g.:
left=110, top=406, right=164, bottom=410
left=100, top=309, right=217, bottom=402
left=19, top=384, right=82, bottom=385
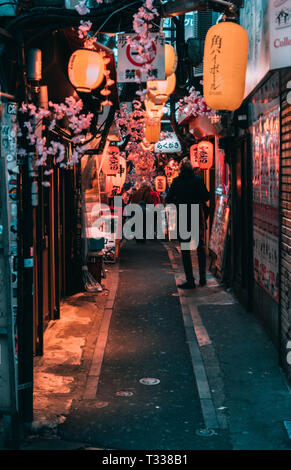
left=0, top=1, right=16, bottom=15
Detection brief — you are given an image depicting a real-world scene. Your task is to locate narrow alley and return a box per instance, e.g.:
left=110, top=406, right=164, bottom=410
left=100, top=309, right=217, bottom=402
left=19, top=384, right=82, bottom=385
left=22, top=241, right=291, bottom=451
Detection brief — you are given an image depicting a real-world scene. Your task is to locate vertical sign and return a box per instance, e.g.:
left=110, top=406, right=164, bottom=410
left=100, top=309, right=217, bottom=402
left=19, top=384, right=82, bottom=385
left=270, top=0, right=291, bottom=69
left=0, top=102, right=18, bottom=412
left=251, top=105, right=280, bottom=302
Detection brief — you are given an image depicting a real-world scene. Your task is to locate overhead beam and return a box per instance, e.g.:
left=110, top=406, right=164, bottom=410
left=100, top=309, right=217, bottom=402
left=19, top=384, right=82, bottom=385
left=160, top=0, right=240, bottom=18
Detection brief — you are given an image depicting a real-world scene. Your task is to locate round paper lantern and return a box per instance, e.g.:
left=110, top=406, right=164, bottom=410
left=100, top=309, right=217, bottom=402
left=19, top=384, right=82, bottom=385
left=155, top=175, right=167, bottom=193
left=190, top=144, right=199, bottom=168
left=203, top=22, right=248, bottom=111
left=144, top=118, right=161, bottom=143
left=68, top=49, right=105, bottom=93
left=165, top=44, right=177, bottom=77
left=147, top=73, right=176, bottom=104
left=197, top=140, right=214, bottom=169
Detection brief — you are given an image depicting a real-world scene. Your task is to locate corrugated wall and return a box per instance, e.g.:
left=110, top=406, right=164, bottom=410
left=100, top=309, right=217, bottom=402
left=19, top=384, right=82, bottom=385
left=280, top=69, right=291, bottom=381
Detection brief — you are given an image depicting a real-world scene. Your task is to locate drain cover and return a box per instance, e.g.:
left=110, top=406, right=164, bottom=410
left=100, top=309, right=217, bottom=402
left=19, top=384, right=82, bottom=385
left=139, top=378, right=160, bottom=385
left=196, top=428, right=217, bottom=437
left=116, top=391, right=134, bottom=397
left=95, top=401, right=109, bottom=408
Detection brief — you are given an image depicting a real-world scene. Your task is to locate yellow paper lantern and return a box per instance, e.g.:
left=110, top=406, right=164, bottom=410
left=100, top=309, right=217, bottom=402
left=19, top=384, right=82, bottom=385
left=144, top=117, right=161, bottom=143
left=68, top=49, right=105, bottom=92
left=147, top=73, right=176, bottom=104
left=165, top=43, right=177, bottom=77
left=155, top=175, right=167, bottom=193
left=197, top=141, right=214, bottom=170
left=203, top=22, right=248, bottom=111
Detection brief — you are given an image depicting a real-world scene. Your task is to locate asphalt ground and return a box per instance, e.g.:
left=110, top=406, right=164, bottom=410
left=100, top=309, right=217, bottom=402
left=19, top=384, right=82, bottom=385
left=59, top=240, right=231, bottom=450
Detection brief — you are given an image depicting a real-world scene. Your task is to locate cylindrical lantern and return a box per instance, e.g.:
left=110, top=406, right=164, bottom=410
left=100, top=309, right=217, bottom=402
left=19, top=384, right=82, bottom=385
left=145, top=98, right=164, bottom=118
left=102, top=146, right=120, bottom=175
left=106, top=156, right=126, bottom=194
left=68, top=49, right=105, bottom=92
left=197, top=140, right=214, bottom=169
left=203, top=22, right=248, bottom=111
left=165, top=44, right=177, bottom=77
left=144, top=117, right=161, bottom=143
left=155, top=175, right=167, bottom=193
left=147, top=73, right=176, bottom=104
left=190, top=144, right=199, bottom=168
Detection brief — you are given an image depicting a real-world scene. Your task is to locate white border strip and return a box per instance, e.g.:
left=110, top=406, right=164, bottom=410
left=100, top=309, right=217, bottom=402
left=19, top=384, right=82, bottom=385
left=83, top=267, right=119, bottom=400
left=164, top=243, right=219, bottom=429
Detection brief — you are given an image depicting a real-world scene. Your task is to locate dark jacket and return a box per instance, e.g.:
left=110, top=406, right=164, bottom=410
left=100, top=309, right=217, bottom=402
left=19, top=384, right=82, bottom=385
left=165, top=167, right=210, bottom=240
left=165, top=168, right=210, bottom=206
left=131, top=186, right=155, bottom=205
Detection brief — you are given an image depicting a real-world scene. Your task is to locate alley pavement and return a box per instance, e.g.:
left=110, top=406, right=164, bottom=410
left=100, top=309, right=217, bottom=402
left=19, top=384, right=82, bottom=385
left=22, top=241, right=291, bottom=450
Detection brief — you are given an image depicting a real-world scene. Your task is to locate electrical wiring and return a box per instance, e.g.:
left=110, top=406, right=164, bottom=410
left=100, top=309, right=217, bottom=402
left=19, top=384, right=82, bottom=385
left=91, top=0, right=141, bottom=39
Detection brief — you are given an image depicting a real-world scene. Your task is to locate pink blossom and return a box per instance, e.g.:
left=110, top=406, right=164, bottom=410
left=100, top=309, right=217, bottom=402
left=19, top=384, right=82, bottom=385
left=75, top=1, right=90, bottom=15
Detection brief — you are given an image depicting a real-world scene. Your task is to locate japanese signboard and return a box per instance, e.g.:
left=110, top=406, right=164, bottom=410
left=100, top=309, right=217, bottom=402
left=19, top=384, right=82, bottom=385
left=209, top=195, right=230, bottom=271
left=117, top=33, right=165, bottom=82
left=251, top=105, right=280, bottom=302
left=154, top=133, right=181, bottom=153
left=0, top=102, right=18, bottom=412
left=270, top=0, right=291, bottom=69
left=241, top=0, right=291, bottom=97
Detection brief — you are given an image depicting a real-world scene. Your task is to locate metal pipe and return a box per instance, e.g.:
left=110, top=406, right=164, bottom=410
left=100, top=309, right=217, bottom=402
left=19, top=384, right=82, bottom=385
left=161, top=0, right=237, bottom=17
left=0, top=91, right=15, bottom=99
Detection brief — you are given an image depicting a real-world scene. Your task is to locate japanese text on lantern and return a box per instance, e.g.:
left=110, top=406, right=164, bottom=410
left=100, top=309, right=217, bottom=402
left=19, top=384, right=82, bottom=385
left=199, top=145, right=208, bottom=164
left=109, top=152, right=119, bottom=172
left=210, top=34, right=222, bottom=94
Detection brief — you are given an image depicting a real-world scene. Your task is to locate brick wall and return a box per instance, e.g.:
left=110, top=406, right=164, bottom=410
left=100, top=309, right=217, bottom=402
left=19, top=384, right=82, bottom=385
left=280, top=69, right=291, bottom=382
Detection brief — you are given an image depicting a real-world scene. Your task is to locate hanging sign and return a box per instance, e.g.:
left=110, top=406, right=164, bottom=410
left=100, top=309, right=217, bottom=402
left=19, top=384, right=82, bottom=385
left=102, top=146, right=120, bottom=175
left=117, top=33, right=165, bottom=82
left=154, top=132, right=181, bottom=153
left=190, top=144, right=199, bottom=168
left=106, top=156, right=127, bottom=195
left=197, top=141, right=214, bottom=169
left=155, top=175, right=167, bottom=193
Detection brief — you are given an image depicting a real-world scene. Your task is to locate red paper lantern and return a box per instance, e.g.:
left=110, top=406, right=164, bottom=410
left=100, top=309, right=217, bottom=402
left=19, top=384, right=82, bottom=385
left=155, top=175, right=167, bottom=193
left=197, top=141, right=214, bottom=169
left=190, top=144, right=199, bottom=168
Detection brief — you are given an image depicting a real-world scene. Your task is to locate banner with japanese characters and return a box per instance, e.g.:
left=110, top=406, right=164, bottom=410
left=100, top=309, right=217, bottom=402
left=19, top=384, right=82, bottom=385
left=154, top=133, right=181, bottom=153
left=251, top=105, right=280, bottom=302
left=117, top=33, right=165, bottom=82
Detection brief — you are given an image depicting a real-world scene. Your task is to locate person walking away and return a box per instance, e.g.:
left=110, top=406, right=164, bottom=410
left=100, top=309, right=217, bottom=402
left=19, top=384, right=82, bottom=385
left=131, top=183, right=155, bottom=242
left=165, top=157, right=210, bottom=289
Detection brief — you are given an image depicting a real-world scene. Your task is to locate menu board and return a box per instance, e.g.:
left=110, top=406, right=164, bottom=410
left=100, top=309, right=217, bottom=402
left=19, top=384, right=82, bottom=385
left=209, top=195, right=230, bottom=271
left=251, top=106, right=280, bottom=302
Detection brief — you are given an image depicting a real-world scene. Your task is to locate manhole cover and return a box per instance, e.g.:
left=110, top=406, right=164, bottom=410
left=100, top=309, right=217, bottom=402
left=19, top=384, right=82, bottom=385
left=196, top=428, right=217, bottom=437
left=116, top=391, right=134, bottom=397
left=95, top=401, right=109, bottom=408
left=139, top=378, right=160, bottom=385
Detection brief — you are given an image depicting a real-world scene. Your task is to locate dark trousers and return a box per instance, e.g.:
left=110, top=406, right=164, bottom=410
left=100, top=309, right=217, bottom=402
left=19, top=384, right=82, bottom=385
left=181, top=238, right=206, bottom=283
